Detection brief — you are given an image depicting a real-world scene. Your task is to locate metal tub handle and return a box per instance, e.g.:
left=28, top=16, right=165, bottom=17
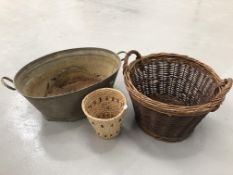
left=1, top=77, right=16, bottom=90
left=117, top=51, right=127, bottom=61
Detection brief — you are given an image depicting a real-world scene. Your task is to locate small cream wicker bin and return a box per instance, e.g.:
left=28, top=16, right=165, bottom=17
left=82, top=88, right=127, bottom=139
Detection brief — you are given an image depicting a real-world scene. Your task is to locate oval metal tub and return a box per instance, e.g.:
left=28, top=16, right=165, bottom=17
left=2, top=48, right=122, bottom=121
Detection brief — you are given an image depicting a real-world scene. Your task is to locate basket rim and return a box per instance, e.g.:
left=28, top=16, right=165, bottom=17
left=82, top=88, right=127, bottom=121
left=123, top=52, right=232, bottom=116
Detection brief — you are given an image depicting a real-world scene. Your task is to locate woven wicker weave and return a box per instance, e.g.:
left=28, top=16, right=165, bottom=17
left=82, top=88, right=127, bottom=139
left=123, top=50, right=232, bottom=142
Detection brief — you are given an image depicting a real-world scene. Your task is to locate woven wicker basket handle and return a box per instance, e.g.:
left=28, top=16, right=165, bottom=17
left=123, top=50, right=142, bottom=74
left=210, top=78, right=232, bottom=112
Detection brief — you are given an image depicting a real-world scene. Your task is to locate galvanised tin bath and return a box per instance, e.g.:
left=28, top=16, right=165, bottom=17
left=2, top=48, right=122, bottom=121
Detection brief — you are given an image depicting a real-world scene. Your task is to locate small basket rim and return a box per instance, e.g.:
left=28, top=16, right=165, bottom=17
left=123, top=51, right=232, bottom=116
left=82, top=88, right=127, bottom=121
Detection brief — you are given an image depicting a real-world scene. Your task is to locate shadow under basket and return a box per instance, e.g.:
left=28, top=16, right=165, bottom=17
left=123, top=50, right=232, bottom=142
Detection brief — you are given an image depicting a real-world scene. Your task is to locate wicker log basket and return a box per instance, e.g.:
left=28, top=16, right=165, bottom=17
left=123, top=50, right=232, bottom=142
